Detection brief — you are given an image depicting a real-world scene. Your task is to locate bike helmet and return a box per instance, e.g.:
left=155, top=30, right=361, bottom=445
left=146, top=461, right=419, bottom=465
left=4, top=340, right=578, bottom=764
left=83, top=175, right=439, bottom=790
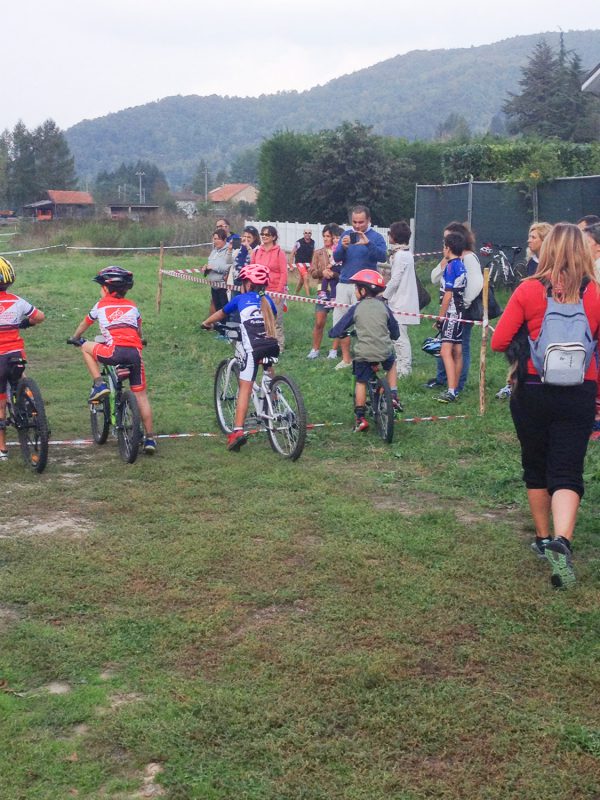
left=93, top=266, right=134, bottom=291
left=480, top=243, right=494, bottom=257
left=349, top=269, right=386, bottom=293
left=239, top=263, right=270, bottom=286
left=422, top=336, right=442, bottom=357
left=0, top=256, right=15, bottom=287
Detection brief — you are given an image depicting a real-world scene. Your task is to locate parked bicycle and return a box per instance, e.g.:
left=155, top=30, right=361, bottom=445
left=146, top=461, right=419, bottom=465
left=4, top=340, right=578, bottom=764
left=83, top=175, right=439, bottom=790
left=5, top=356, right=50, bottom=473
left=67, top=338, right=143, bottom=463
left=208, top=322, right=307, bottom=460
left=480, top=243, right=526, bottom=290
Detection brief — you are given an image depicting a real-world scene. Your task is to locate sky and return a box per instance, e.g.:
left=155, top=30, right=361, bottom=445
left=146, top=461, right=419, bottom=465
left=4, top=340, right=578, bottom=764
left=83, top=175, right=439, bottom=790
left=6, top=0, right=600, bottom=133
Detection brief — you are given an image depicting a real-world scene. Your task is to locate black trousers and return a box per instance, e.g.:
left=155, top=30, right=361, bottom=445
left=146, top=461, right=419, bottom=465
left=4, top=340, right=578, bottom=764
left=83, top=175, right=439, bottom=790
left=211, top=287, right=229, bottom=312
left=509, top=379, right=596, bottom=497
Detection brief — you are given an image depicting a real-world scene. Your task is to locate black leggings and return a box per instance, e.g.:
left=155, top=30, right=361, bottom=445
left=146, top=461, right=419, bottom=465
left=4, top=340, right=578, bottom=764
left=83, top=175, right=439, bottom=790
left=509, top=379, right=596, bottom=497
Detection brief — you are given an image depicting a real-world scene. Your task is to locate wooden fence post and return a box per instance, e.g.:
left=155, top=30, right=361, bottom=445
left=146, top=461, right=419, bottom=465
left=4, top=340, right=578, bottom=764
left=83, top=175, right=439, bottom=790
left=479, top=267, right=490, bottom=416
left=156, top=242, right=164, bottom=314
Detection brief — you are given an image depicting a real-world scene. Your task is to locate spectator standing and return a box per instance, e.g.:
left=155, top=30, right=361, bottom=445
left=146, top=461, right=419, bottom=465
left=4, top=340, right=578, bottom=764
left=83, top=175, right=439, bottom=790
left=491, top=223, right=600, bottom=589
left=435, top=230, right=467, bottom=403
left=228, top=225, right=260, bottom=297
left=307, top=224, right=343, bottom=360
left=382, top=220, right=419, bottom=376
left=525, top=222, right=553, bottom=276
left=332, top=205, right=387, bottom=370
left=289, top=228, right=315, bottom=296
left=426, top=222, right=482, bottom=392
left=216, top=217, right=241, bottom=249
left=251, top=225, right=288, bottom=350
left=583, top=222, right=600, bottom=434
left=204, top=228, right=230, bottom=314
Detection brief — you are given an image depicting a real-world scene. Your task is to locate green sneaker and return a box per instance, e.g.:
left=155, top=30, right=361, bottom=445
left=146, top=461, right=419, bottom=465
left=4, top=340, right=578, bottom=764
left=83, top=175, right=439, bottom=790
left=544, top=539, right=575, bottom=589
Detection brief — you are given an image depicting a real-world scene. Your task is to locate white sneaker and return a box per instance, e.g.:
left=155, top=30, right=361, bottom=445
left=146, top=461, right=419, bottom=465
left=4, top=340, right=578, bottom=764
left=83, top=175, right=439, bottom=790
left=335, top=360, right=352, bottom=370
left=327, top=350, right=338, bottom=360
left=306, top=349, right=320, bottom=359
left=0, top=450, right=8, bottom=461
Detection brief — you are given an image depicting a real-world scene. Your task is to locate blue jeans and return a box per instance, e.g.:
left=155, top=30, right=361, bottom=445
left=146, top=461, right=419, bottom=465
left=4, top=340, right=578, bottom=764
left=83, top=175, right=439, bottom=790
left=436, top=321, right=472, bottom=392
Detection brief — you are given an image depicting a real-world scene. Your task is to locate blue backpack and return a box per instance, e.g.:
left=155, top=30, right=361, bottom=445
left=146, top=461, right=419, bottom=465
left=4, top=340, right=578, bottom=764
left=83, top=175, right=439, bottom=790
left=528, top=279, right=596, bottom=386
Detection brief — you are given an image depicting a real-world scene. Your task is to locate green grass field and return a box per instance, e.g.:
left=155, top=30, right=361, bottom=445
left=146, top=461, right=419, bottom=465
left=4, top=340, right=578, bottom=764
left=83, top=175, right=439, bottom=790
left=1, top=252, right=599, bottom=799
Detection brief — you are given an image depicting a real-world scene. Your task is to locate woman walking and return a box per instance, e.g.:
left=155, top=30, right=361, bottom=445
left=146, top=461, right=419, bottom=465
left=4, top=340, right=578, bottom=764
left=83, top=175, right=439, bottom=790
left=491, top=223, right=600, bottom=589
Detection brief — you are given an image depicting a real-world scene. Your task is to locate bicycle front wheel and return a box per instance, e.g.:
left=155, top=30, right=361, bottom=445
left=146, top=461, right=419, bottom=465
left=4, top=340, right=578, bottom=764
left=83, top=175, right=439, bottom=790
left=116, top=390, right=142, bottom=464
left=267, top=375, right=307, bottom=461
left=90, top=394, right=110, bottom=444
left=214, top=358, right=239, bottom=434
left=16, top=377, right=50, bottom=473
left=373, top=376, right=395, bottom=444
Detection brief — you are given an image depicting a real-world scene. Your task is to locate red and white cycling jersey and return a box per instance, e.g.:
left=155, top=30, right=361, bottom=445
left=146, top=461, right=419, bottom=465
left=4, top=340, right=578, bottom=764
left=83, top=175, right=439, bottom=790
left=86, top=296, right=142, bottom=348
left=0, top=291, right=40, bottom=356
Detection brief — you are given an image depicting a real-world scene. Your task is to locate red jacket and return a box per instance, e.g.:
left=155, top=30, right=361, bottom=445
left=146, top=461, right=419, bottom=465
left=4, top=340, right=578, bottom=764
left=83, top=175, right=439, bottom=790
left=250, top=245, right=287, bottom=293
left=491, top=278, right=600, bottom=380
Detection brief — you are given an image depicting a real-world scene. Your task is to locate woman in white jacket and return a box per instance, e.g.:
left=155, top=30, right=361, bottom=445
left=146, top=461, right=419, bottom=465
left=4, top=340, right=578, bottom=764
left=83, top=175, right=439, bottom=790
left=382, top=221, right=419, bottom=376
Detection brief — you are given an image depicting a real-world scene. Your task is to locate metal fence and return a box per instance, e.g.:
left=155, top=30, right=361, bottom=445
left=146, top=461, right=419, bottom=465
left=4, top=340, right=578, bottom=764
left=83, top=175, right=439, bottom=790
left=414, top=175, right=600, bottom=254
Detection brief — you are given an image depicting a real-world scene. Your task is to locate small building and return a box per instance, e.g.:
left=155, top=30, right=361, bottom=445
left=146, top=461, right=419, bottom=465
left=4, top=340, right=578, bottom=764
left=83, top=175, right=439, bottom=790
left=171, top=191, right=203, bottom=218
left=23, top=190, right=95, bottom=221
left=106, top=203, right=160, bottom=222
left=207, top=183, right=258, bottom=206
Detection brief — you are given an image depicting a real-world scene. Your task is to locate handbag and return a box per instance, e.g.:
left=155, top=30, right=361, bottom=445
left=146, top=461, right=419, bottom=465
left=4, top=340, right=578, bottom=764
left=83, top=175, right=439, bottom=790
left=464, top=286, right=502, bottom=321
left=415, top=274, right=431, bottom=310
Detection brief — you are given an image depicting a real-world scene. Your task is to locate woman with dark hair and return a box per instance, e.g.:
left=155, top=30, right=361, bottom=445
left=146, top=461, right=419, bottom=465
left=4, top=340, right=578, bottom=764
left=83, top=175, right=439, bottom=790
left=228, top=225, right=260, bottom=297
left=204, top=228, right=230, bottom=313
left=491, top=223, right=600, bottom=589
left=251, top=225, right=288, bottom=350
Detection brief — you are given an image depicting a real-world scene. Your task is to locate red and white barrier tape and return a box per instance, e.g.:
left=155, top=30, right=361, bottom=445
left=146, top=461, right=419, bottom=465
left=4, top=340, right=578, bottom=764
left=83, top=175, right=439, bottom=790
left=4, top=415, right=465, bottom=450
left=162, top=269, right=488, bottom=326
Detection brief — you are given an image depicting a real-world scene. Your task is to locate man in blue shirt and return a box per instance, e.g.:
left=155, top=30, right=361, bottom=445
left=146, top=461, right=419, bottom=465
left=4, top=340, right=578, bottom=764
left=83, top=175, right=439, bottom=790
left=332, top=205, right=387, bottom=369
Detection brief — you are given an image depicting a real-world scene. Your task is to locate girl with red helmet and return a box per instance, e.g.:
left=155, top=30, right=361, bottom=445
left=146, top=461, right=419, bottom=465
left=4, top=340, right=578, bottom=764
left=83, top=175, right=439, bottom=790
left=328, top=269, right=402, bottom=432
left=201, top=263, right=279, bottom=451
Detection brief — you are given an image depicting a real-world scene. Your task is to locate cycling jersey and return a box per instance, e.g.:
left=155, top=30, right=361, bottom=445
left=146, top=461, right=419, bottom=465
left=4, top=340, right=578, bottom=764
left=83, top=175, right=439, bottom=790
left=86, top=295, right=142, bottom=348
left=0, top=291, right=41, bottom=356
left=222, top=292, right=279, bottom=382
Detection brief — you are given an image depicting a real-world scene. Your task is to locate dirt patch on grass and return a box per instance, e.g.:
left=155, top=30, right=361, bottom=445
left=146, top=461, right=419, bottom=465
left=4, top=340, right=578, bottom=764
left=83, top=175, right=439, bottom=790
left=0, top=604, right=21, bottom=630
left=229, top=600, right=309, bottom=641
left=372, top=490, right=440, bottom=515
left=0, top=513, right=90, bottom=539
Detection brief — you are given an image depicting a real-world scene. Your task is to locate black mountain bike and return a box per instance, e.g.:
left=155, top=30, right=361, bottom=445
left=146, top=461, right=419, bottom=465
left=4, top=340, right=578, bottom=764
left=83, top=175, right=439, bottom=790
left=480, top=243, right=526, bottom=290
left=67, top=338, right=143, bottom=463
left=5, top=356, right=50, bottom=473
left=363, top=364, right=395, bottom=444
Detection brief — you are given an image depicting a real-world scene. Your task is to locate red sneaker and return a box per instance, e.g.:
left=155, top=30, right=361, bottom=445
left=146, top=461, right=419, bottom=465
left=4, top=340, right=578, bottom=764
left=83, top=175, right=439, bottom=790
left=227, top=430, right=248, bottom=451
left=353, top=417, right=369, bottom=433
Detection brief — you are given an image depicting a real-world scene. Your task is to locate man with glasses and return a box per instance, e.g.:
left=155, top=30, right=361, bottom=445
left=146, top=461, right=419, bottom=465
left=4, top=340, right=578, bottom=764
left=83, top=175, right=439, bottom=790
left=332, top=205, right=387, bottom=369
left=289, top=228, right=315, bottom=296
left=216, top=217, right=241, bottom=249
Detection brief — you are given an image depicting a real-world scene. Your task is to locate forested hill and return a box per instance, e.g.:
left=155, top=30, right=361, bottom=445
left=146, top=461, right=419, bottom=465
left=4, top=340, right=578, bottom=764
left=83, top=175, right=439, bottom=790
left=66, top=29, right=600, bottom=189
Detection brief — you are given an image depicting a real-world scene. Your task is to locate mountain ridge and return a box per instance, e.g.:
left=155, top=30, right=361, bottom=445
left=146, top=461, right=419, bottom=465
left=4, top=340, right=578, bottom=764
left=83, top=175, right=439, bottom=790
left=65, top=29, right=600, bottom=189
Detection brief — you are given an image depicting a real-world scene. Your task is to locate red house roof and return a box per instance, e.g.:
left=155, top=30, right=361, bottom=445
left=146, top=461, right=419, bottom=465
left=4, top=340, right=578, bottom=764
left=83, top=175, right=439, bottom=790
left=207, top=183, right=253, bottom=202
left=47, top=190, right=94, bottom=205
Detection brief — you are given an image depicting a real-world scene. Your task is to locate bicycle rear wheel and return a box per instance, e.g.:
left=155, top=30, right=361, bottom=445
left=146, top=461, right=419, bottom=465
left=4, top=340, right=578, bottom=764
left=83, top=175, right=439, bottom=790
left=373, top=376, right=395, bottom=444
left=214, top=358, right=239, bottom=434
left=117, top=390, right=142, bottom=463
left=16, top=377, right=49, bottom=473
left=90, top=394, right=110, bottom=444
left=267, top=375, right=307, bottom=461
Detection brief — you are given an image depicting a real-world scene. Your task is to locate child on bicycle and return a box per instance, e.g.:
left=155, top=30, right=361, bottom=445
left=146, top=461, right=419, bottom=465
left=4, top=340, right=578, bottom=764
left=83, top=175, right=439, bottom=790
left=328, top=269, right=401, bottom=432
left=0, top=257, right=45, bottom=461
left=69, top=266, right=157, bottom=454
left=201, top=263, right=279, bottom=451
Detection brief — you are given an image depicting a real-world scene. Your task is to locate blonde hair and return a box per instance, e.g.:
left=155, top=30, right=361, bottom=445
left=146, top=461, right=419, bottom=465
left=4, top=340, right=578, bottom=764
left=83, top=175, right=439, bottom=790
left=530, top=222, right=598, bottom=302
left=527, top=222, right=553, bottom=259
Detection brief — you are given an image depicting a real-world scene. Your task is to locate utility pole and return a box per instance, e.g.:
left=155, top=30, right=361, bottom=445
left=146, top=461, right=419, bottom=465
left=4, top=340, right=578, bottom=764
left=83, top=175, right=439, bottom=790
left=136, top=171, right=145, bottom=204
left=204, top=165, right=209, bottom=203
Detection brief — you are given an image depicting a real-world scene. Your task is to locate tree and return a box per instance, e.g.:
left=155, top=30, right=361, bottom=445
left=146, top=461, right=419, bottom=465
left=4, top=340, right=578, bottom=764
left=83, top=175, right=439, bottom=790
left=503, top=39, right=600, bottom=142
left=191, top=159, right=209, bottom=197
left=8, top=121, right=37, bottom=208
left=93, top=160, right=169, bottom=205
left=0, top=131, right=9, bottom=206
left=33, top=119, right=77, bottom=192
left=435, top=113, right=471, bottom=143
left=258, top=131, right=314, bottom=220
left=229, top=147, right=259, bottom=184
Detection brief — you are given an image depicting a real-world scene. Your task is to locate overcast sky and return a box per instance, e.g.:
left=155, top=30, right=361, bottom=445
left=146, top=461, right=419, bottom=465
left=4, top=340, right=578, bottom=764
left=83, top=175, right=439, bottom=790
left=6, top=0, right=599, bottom=133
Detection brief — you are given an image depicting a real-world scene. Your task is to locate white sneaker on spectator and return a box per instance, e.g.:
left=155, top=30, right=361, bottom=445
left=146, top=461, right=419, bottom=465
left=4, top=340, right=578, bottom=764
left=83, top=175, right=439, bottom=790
left=327, top=350, right=338, bottom=359
left=335, top=360, right=352, bottom=370
left=306, top=349, right=320, bottom=359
